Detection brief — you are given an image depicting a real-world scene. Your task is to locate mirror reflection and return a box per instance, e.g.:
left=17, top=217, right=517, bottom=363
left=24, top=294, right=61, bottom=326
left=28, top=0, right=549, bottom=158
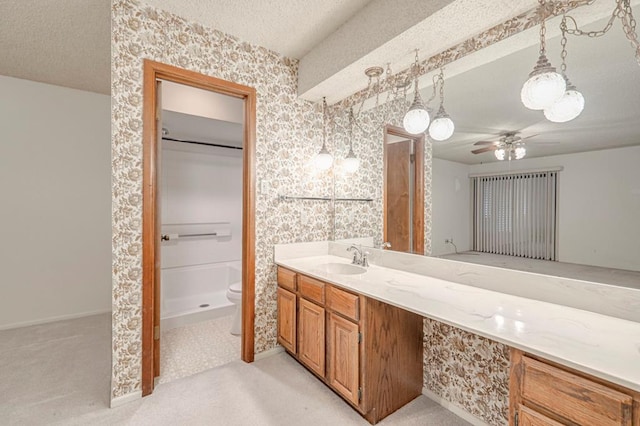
left=334, top=12, right=640, bottom=282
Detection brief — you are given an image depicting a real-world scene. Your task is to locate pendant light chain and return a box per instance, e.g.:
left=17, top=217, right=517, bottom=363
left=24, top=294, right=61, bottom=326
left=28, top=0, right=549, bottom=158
left=322, top=97, right=326, bottom=148
left=560, top=15, right=569, bottom=74
left=438, top=69, right=445, bottom=104
left=348, top=107, right=355, bottom=150
left=539, top=1, right=548, bottom=56
left=412, top=49, right=420, bottom=98
left=563, top=0, right=640, bottom=66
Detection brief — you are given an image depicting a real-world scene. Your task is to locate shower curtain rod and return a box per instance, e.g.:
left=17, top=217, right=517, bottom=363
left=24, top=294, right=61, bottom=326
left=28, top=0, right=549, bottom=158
left=162, top=136, right=243, bottom=150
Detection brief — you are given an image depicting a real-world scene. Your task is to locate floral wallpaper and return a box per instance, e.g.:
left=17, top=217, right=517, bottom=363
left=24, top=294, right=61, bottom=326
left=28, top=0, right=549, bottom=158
left=111, top=0, right=333, bottom=399
left=424, top=319, right=511, bottom=425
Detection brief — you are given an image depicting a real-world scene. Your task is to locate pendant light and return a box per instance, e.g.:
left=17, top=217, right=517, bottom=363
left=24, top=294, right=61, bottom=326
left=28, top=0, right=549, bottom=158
left=403, top=50, right=430, bottom=134
left=428, top=69, right=455, bottom=141
left=521, top=1, right=566, bottom=110
left=343, top=107, right=360, bottom=173
left=314, top=97, right=333, bottom=170
left=544, top=15, right=585, bottom=123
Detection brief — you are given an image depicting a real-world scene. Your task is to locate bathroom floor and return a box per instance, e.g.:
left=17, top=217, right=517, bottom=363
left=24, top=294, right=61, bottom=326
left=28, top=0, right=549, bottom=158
left=159, top=314, right=240, bottom=384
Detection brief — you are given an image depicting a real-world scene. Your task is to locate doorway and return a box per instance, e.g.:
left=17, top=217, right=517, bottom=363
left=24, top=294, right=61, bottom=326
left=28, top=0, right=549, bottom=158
left=141, top=60, right=256, bottom=396
left=383, top=125, right=425, bottom=254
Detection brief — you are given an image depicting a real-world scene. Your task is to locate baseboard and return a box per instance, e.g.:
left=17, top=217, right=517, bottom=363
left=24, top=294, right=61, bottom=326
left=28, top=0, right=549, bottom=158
left=422, top=387, right=491, bottom=426
left=110, top=390, right=142, bottom=408
left=0, top=309, right=112, bottom=331
left=254, top=345, right=285, bottom=361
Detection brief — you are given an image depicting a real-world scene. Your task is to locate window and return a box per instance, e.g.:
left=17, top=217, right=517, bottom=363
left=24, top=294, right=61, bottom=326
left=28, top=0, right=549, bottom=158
left=472, top=171, right=557, bottom=260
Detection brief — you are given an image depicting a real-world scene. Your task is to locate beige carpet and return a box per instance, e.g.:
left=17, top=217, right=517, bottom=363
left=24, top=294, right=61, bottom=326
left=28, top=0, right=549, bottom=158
left=0, top=313, right=471, bottom=426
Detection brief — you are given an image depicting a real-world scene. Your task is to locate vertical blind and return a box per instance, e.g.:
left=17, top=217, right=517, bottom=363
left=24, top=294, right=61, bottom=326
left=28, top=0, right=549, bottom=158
left=473, top=171, right=557, bottom=260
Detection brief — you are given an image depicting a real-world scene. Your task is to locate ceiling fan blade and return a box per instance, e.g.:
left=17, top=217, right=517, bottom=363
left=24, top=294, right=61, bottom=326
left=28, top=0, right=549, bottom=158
left=472, top=147, right=497, bottom=154
left=473, top=141, right=498, bottom=146
left=519, top=134, right=539, bottom=141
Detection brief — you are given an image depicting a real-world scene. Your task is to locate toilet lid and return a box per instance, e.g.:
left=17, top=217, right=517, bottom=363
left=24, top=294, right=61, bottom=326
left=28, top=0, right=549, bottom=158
left=229, top=281, right=242, bottom=293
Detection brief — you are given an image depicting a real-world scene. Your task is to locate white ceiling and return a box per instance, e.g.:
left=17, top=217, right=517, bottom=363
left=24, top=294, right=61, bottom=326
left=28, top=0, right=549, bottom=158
left=429, top=14, right=640, bottom=164
left=0, top=0, right=111, bottom=94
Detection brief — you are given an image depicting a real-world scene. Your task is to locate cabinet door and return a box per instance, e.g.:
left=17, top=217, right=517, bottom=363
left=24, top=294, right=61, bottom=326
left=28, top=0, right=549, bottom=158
left=328, top=312, right=360, bottom=405
left=298, top=298, right=325, bottom=377
left=277, top=287, right=296, bottom=354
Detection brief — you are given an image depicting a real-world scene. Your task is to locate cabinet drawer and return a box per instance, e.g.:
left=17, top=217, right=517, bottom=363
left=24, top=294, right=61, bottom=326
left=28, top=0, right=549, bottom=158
left=277, top=267, right=297, bottom=292
left=298, top=275, right=325, bottom=304
left=326, top=285, right=359, bottom=321
left=521, top=356, right=633, bottom=426
left=518, top=405, right=564, bottom=426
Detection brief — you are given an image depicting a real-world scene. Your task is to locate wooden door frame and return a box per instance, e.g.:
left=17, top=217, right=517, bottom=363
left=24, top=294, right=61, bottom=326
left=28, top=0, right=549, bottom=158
left=383, top=125, right=425, bottom=255
left=141, top=60, right=256, bottom=396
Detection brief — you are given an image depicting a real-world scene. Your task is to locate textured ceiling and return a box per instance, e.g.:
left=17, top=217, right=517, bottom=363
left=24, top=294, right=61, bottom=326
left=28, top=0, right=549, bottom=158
left=144, top=0, right=374, bottom=58
left=0, top=0, right=110, bottom=94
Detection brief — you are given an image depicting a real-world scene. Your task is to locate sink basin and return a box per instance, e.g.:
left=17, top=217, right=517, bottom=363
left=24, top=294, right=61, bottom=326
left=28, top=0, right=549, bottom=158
left=316, top=262, right=366, bottom=275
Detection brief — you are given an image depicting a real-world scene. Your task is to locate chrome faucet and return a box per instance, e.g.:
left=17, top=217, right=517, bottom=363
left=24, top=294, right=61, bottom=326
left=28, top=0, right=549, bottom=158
left=347, top=244, right=369, bottom=267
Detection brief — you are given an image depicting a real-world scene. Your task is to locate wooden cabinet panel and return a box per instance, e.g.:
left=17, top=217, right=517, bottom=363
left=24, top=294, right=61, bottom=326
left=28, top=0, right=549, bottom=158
left=328, top=312, right=360, bottom=406
left=519, top=405, right=564, bottom=426
left=361, top=297, right=423, bottom=423
left=521, top=355, right=633, bottom=426
left=298, top=275, right=325, bottom=305
left=298, top=298, right=325, bottom=377
left=276, top=287, right=296, bottom=354
left=326, top=285, right=359, bottom=321
left=277, top=267, right=297, bottom=292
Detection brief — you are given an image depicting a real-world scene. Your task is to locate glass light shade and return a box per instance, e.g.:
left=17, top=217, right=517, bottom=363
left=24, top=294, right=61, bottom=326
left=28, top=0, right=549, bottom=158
left=343, top=154, right=360, bottom=173
left=514, top=146, right=526, bottom=160
left=521, top=55, right=566, bottom=110
left=521, top=71, right=566, bottom=110
left=403, top=92, right=430, bottom=134
left=428, top=109, right=455, bottom=141
left=314, top=146, right=333, bottom=170
left=544, top=88, right=584, bottom=123
left=495, top=148, right=506, bottom=161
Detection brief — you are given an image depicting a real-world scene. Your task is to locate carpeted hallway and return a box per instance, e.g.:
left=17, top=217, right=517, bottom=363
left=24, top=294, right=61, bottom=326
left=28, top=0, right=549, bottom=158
left=0, top=314, right=470, bottom=425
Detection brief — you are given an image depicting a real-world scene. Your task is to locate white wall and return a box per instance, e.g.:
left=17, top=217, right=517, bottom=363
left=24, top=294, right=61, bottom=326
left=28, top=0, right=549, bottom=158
left=468, top=146, right=640, bottom=271
left=0, top=76, right=111, bottom=329
left=160, top=146, right=243, bottom=308
left=432, top=158, right=472, bottom=256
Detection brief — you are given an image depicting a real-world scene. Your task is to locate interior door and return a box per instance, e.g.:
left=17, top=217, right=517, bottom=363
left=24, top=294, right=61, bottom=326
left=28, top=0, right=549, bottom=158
left=153, top=80, right=162, bottom=379
left=385, top=139, right=412, bottom=252
left=383, top=126, right=425, bottom=254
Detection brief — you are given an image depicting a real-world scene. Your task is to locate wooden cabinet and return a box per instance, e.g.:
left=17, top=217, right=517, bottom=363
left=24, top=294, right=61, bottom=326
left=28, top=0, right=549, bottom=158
left=276, top=287, right=296, bottom=353
left=328, top=312, right=360, bottom=405
left=510, top=348, right=640, bottom=426
left=298, top=298, right=325, bottom=377
left=276, top=266, right=423, bottom=424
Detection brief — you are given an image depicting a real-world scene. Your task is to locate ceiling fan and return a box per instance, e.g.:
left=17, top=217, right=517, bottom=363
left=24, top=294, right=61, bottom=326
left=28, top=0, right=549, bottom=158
left=471, top=131, right=555, bottom=161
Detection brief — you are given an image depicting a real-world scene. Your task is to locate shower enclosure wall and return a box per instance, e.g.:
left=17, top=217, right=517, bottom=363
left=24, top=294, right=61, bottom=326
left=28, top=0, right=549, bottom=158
left=160, top=145, right=242, bottom=330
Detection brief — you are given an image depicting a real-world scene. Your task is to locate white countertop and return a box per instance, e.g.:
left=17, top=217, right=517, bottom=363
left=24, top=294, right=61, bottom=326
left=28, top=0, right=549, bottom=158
left=276, top=254, right=640, bottom=392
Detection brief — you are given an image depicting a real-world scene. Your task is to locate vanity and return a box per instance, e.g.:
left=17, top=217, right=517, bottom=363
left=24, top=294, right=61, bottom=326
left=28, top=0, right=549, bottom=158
left=276, top=266, right=424, bottom=424
left=274, top=242, right=640, bottom=425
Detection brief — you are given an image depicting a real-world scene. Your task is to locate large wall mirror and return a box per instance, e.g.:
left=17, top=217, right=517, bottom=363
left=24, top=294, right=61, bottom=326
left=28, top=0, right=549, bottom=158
left=332, top=10, right=640, bottom=282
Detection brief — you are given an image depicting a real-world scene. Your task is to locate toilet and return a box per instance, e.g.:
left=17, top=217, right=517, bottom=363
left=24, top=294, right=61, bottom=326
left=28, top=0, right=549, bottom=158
left=226, top=281, right=242, bottom=335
